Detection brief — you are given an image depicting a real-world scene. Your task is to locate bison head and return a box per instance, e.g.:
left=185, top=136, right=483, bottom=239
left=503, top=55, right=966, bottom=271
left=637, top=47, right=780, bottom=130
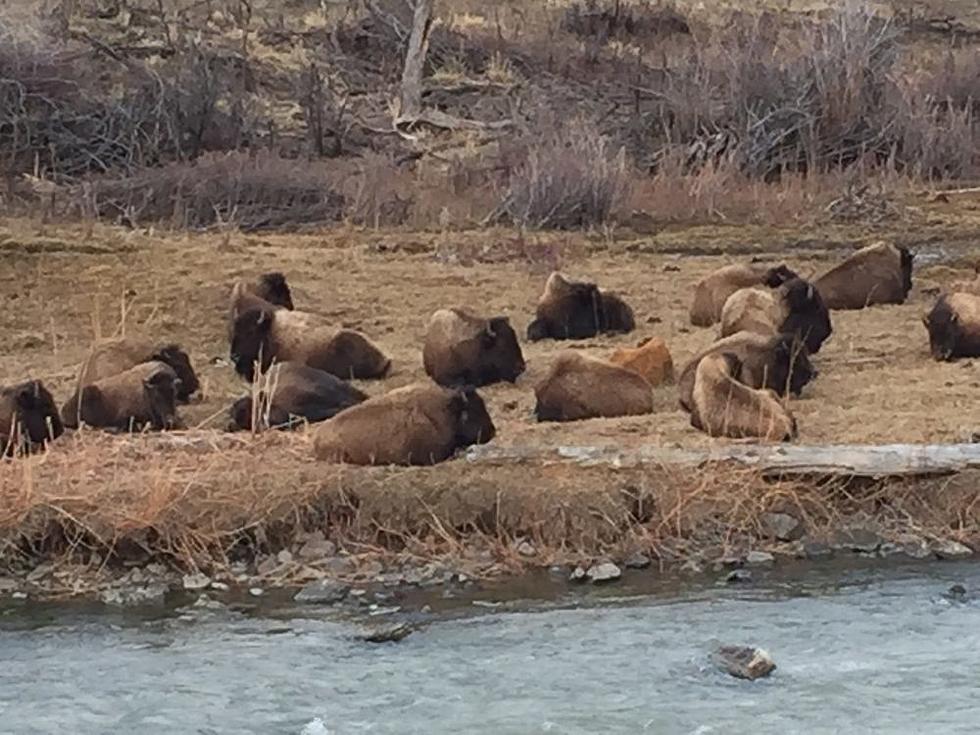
left=231, top=308, right=274, bottom=381
left=769, top=334, right=816, bottom=397
left=256, top=272, right=294, bottom=310
left=763, top=264, right=799, bottom=288
left=153, top=345, right=199, bottom=402
left=925, top=297, right=959, bottom=361
left=8, top=380, right=63, bottom=448
left=781, top=278, right=832, bottom=354
left=475, top=317, right=526, bottom=384
left=450, top=387, right=496, bottom=450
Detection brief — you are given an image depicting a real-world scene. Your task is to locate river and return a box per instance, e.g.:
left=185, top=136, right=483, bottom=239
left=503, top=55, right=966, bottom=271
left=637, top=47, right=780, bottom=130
left=2, top=559, right=979, bottom=734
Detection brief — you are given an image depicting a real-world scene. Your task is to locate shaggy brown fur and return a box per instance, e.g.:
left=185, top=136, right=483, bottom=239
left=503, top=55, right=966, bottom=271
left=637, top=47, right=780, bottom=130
left=423, top=309, right=526, bottom=387
left=231, top=307, right=391, bottom=382
left=61, top=361, right=181, bottom=431
left=75, top=337, right=199, bottom=403
left=229, top=362, right=367, bottom=431
left=313, top=383, right=495, bottom=466
left=814, top=241, right=914, bottom=310
left=0, top=380, right=63, bottom=455
left=690, top=353, right=797, bottom=441
left=526, top=272, right=635, bottom=341
left=720, top=278, right=832, bottom=354
left=534, top=352, right=653, bottom=422
left=689, top=263, right=798, bottom=327
left=608, top=337, right=674, bottom=387
left=924, top=292, right=980, bottom=361
left=228, top=273, right=294, bottom=333
left=677, top=331, right=816, bottom=412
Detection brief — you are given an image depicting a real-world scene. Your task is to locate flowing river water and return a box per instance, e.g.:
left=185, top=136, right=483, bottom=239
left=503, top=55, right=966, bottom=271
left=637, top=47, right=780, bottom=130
left=2, top=559, right=979, bottom=734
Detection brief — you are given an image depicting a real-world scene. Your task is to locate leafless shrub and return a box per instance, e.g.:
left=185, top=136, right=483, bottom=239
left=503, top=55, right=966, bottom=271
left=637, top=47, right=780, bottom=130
left=493, top=119, right=632, bottom=230
left=76, top=152, right=345, bottom=231
left=342, top=151, right=413, bottom=228
left=561, top=0, right=690, bottom=42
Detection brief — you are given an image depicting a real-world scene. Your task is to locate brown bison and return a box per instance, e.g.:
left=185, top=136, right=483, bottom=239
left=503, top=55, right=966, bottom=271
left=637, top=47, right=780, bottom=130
left=75, top=337, right=199, bottom=403
left=534, top=352, right=653, bottom=422
left=677, top=331, right=816, bottom=413
left=814, top=241, right=913, bottom=310
left=690, top=353, right=797, bottom=441
left=527, top=272, right=635, bottom=341
left=0, top=380, right=63, bottom=455
left=230, top=307, right=391, bottom=382
left=608, top=336, right=674, bottom=387
left=313, top=383, right=495, bottom=466
left=690, top=263, right=798, bottom=327
left=720, top=277, right=832, bottom=354
left=61, top=361, right=181, bottom=431
left=924, top=292, right=980, bottom=361
left=229, top=362, right=367, bottom=431
left=423, top=308, right=526, bottom=387
left=229, top=273, right=294, bottom=332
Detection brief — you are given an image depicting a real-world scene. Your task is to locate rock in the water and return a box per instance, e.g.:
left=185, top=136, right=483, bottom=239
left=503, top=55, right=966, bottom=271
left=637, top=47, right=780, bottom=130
left=745, top=551, right=774, bottom=566
left=802, top=539, right=833, bottom=559
left=586, top=562, right=622, bottom=584
left=248, top=587, right=264, bottom=597
left=624, top=552, right=652, bottom=569
left=568, top=566, right=588, bottom=583
left=831, top=528, right=882, bottom=554
left=725, top=569, right=753, bottom=584
left=713, top=646, right=776, bottom=680
left=359, top=622, right=413, bottom=643
left=182, top=573, right=211, bottom=591
left=99, top=584, right=168, bottom=607
left=943, top=584, right=969, bottom=603
left=933, top=539, right=973, bottom=560
left=760, top=512, right=803, bottom=542
left=294, top=579, right=350, bottom=604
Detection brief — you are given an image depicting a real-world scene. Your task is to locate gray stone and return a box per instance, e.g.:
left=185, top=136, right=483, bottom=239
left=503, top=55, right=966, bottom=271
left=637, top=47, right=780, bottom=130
left=569, top=566, right=588, bottom=582
left=298, top=538, right=337, bottom=560
left=725, top=569, right=753, bottom=585
left=193, top=593, right=226, bottom=610
left=760, top=512, right=803, bottom=542
left=359, top=622, right=413, bottom=644
left=256, top=557, right=279, bottom=575
left=359, top=561, right=384, bottom=578
left=182, top=573, right=211, bottom=591
left=516, top=541, right=537, bottom=557
left=716, top=555, right=745, bottom=569
left=99, top=584, right=168, bottom=607
left=900, top=539, right=932, bottom=559
left=276, top=550, right=294, bottom=565
left=11, top=591, right=27, bottom=600
left=624, top=552, right=652, bottom=569
left=746, top=551, right=775, bottom=566
left=0, top=578, right=19, bottom=594
left=126, top=568, right=146, bottom=585
left=680, top=560, right=704, bottom=575
left=830, top=528, right=882, bottom=554
left=713, top=646, right=776, bottom=680
left=26, top=564, right=52, bottom=583
left=320, top=557, right=356, bottom=576
left=586, top=562, right=622, bottom=584
left=210, top=581, right=230, bottom=592
left=294, top=579, right=350, bottom=604
left=933, top=539, right=973, bottom=560
left=802, top=539, right=833, bottom=559
left=943, top=584, right=969, bottom=603
left=248, top=587, right=264, bottom=597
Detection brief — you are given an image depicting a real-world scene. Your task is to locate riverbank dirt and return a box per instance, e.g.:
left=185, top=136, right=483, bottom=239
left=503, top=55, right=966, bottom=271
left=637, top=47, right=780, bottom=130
left=2, top=197, right=980, bottom=597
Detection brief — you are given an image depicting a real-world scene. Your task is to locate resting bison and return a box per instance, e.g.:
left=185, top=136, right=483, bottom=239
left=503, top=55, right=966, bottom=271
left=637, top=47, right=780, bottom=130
left=61, top=361, right=181, bottom=431
left=690, top=263, right=798, bottom=327
left=527, top=272, right=635, bottom=341
left=608, top=336, right=674, bottom=387
left=677, top=331, right=815, bottom=413
left=924, top=292, right=980, bottom=361
left=229, top=362, right=367, bottom=431
left=0, top=380, right=63, bottom=455
left=720, top=277, right=832, bottom=354
left=230, top=307, right=391, bottom=382
left=74, top=337, right=199, bottom=403
left=229, top=272, right=294, bottom=332
left=534, top=351, right=653, bottom=422
left=690, top=353, right=797, bottom=441
left=313, top=383, right=495, bottom=466
left=814, top=241, right=913, bottom=310
left=423, top=308, right=525, bottom=387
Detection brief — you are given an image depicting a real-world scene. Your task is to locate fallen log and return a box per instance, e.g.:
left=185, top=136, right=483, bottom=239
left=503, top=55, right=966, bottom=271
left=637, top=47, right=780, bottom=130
left=465, top=443, right=980, bottom=479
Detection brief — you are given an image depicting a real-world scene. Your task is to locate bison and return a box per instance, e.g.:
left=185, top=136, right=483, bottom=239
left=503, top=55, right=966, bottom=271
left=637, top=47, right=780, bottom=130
left=720, top=277, right=832, bottom=354
left=924, top=292, right=980, bottom=361
left=814, top=241, right=913, bottom=310
left=690, top=353, right=797, bottom=441
left=677, top=331, right=815, bottom=413
left=690, top=263, right=798, bottom=327
left=229, top=362, right=367, bottom=431
left=534, top=351, right=653, bottom=422
left=0, top=380, right=63, bottom=455
left=526, top=272, right=635, bottom=341
left=229, top=272, right=294, bottom=334
left=423, top=308, right=525, bottom=387
left=230, top=307, right=391, bottom=382
left=61, top=361, right=181, bottom=431
left=313, top=383, right=495, bottom=466
left=608, top=336, right=674, bottom=387
left=74, top=337, right=199, bottom=403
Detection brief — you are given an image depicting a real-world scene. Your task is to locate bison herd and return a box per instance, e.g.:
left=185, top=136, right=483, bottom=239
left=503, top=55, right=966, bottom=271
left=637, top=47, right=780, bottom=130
left=3, top=239, right=978, bottom=463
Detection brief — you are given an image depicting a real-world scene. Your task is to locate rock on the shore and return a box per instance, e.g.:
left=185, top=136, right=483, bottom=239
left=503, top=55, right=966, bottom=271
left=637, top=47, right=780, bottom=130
left=294, top=579, right=350, bottom=604
left=725, top=569, right=753, bottom=585
left=569, top=566, right=588, bottom=583
left=830, top=528, right=882, bottom=554
left=359, top=622, right=413, bottom=643
left=745, top=551, right=774, bottom=566
left=182, top=573, right=211, bottom=591
left=713, top=646, right=776, bottom=681
left=99, top=583, right=168, bottom=607
left=586, top=562, right=622, bottom=584
left=624, top=552, right=652, bottom=569
left=298, top=535, right=337, bottom=561
left=761, top=512, right=803, bottom=542
left=516, top=540, right=537, bottom=557
left=802, top=538, right=833, bottom=559
left=933, top=539, right=973, bottom=559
